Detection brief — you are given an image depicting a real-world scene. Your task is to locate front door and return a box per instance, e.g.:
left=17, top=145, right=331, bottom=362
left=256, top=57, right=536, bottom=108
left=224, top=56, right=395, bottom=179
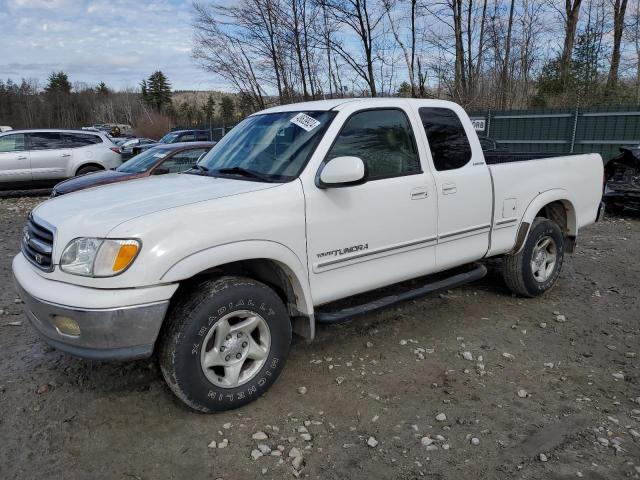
left=0, top=133, right=31, bottom=184
left=303, top=105, right=439, bottom=305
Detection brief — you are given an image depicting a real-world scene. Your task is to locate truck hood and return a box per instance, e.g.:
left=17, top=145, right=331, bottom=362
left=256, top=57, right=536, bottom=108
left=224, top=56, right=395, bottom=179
left=33, top=173, right=276, bottom=237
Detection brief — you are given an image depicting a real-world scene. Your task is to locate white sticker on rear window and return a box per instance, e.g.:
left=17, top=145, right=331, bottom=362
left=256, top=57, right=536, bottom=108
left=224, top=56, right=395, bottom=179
left=290, top=113, right=321, bottom=132
left=153, top=153, right=167, bottom=158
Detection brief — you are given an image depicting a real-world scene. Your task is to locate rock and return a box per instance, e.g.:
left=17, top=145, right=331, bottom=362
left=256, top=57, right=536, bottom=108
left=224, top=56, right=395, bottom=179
left=335, top=376, right=345, bottom=385
left=7, top=321, right=22, bottom=326
left=539, top=453, right=548, bottom=462
left=517, top=389, right=528, bottom=398
left=291, top=455, right=304, bottom=470
left=297, top=426, right=308, bottom=433
left=288, top=447, right=302, bottom=458
left=612, top=372, right=624, bottom=380
left=461, top=351, right=473, bottom=361
left=597, top=437, right=609, bottom=446
left=258, top=444, right=271, bottom=454
left=556, top=314, right=566, bottom=323
left=367, top=436, right=379, bottom=447
left=218, top=439, right=228, bottom=448
left=470, top=437, right=480, bottom=445
left=271, top=450, right=282, bottom=456
left=35, top=384, right=50, bottom=395
left=261, top=468, right=268, bottom=475
left=297, top=386, right=308, bottom=395
left=442, top=443, right=450, bottom=450
left=426, top=444, right=438, bottom=451
left=366, top=341, right=373, bottom=348
left=421, top=437, right=434, bottom=446
left=543, top=362, right=554, bottom=368
left=222, top=422, right=232, bottom=429
left=252, top=431, right=268, bottom=440
left=539, top=322, right=547, bottom=329
left=629, top=429, right=640, bottom=439
left=502, top=352, right=515, bottom=360
left=208, top=441, right=217, bottom=449
left=251, top=449, right=263, bottom=460
left=301, top=433, right=312, bottom=441
left=400, top=339, right=408, bottom=346
left=435, top=413, right=447, bottom=422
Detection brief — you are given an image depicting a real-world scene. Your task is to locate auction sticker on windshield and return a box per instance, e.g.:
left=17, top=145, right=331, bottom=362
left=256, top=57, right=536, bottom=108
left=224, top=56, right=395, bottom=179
left=290, top=113, right=321, bottom=132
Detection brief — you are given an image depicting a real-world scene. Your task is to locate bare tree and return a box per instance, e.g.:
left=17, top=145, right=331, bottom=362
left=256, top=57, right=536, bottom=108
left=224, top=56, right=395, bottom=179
left=606, top=0, right=629, bottom=88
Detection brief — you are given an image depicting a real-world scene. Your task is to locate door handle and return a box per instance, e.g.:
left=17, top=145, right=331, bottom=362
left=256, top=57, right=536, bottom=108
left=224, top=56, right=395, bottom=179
left=410, top=186, right=428, bottom=200
left=17, top=156, right=28, bottom=160
left=442, top=183, right=457, bottom=195
left=61, top=153, right=71, bottom=157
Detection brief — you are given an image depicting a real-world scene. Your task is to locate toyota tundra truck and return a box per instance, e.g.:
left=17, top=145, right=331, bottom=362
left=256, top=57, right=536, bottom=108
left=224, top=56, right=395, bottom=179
left=13, top=99, right=604, bottom=412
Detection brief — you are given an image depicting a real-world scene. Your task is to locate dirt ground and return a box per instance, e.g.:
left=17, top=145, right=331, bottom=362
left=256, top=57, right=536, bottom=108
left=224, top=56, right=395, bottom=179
left=0, top=193, right=638, bottom=480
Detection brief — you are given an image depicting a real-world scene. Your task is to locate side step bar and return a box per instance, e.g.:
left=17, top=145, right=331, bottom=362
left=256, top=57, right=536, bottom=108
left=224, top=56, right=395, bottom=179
left=315, top=263, right=487, bottom=325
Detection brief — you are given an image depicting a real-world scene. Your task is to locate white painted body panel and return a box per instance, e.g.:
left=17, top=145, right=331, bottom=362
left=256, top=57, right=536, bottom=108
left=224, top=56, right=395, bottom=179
left=15, top=99, right=603, bottom=321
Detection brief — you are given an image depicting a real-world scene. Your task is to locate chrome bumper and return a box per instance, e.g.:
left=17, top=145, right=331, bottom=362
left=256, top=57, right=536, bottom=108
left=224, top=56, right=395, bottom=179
left=14, top=280, right=169, bottom=361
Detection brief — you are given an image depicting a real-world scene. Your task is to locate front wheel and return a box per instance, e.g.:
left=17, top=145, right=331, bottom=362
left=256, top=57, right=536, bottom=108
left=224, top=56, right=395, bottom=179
left=503, top=217, right=565, bottom=297
left=159, top=276, right=291, bottom=412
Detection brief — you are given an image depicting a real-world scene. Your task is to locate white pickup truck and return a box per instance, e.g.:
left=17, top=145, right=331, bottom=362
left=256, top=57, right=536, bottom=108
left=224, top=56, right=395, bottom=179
left=13, top=99, right=604, bottom=412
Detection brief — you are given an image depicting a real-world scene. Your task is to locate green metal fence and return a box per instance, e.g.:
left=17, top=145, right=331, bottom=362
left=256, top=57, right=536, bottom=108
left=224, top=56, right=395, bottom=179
left=468, top=105, right=640, bottom=160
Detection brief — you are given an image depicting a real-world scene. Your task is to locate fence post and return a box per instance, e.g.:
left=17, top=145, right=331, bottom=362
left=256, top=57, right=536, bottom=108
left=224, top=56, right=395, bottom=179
left=569, top=106, right=579, bottom=154
left=486, top=110, right=491, bottom=138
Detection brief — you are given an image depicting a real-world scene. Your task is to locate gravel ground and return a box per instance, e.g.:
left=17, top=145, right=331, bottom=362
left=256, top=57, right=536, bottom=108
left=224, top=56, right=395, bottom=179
left=0, top=194, right=639, bottom=480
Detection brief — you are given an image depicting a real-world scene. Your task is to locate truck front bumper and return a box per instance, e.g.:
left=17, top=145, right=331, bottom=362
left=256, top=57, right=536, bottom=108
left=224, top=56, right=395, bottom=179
left=12, top=254, right=177, bottom=361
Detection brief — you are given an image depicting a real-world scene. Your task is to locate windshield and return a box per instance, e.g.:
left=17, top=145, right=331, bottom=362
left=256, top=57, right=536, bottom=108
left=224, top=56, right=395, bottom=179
left=117, top=147, right=172, bottom=173
left=159, top=132, right=180, bottom=144
left=196, top=111, right=335, bottom=182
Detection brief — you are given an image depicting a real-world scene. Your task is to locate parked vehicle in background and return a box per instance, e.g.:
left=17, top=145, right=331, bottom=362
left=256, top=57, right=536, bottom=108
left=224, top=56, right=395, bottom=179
left=118, top=138, right=157, bottom=158
left=13, top=99, right=603, bottom=412
left=0, top=126, right=12, bottom=132
left=0, top=129, right=122, bottom=190
left=132, top=129, right=211, bottom=155
left=51, top=142, right=215, bottom=196
left=604, top=146, right=640, bottom=213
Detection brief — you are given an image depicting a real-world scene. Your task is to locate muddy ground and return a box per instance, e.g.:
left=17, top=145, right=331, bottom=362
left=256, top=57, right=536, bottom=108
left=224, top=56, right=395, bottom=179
left=0, top=193, right=638, bottom=480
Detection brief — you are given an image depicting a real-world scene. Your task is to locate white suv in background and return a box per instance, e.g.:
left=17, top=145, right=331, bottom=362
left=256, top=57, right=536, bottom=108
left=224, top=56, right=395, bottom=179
left=0, top=129, right=122, bottom=190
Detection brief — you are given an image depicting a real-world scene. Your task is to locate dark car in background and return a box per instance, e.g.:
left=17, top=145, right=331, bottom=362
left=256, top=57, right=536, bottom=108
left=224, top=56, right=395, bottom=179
left=131, top=129, right=212, bottom=155
left=51, top=141, right=215, bottom=197
left=604, top=146, right=640, bottom=213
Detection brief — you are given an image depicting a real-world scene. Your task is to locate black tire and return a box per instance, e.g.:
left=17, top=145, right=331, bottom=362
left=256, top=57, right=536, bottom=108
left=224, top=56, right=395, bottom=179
left=76, top=165, right=102, bottom=176
left=503, top=217, right=565, bottom=297
left=159, top=276, right=291, bottom=412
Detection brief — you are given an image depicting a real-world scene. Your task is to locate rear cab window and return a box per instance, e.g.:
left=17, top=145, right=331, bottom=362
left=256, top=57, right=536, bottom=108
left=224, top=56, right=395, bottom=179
left=419, top=107, right=472, bottom=171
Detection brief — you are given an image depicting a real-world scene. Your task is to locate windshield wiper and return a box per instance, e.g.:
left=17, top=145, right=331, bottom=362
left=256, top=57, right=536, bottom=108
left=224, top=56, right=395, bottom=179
left=186, top=164, right=209, bottom=175
left=214, top=167, right=273, bottom=182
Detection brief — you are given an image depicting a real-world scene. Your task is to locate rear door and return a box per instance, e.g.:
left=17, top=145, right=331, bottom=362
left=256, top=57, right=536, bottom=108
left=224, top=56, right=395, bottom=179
left=27, top=132, right=71, bottom=180
left=0, top=133, right=31, bottom=183
left=417, top=106, right=493, bottom=269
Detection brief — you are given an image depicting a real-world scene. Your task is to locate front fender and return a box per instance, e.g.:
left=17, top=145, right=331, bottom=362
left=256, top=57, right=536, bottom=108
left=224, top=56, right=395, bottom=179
left=160, top=240, right=313, bottom=316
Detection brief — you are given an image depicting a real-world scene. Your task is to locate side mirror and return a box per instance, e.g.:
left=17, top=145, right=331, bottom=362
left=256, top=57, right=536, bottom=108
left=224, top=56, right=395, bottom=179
left=152, top=167, right=170, bottom=175
left=317, top=156, right=367, bottom=189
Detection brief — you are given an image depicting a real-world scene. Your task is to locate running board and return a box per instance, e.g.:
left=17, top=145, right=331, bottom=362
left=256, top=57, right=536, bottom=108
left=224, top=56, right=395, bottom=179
left=315, top=264, right=487, bottom=325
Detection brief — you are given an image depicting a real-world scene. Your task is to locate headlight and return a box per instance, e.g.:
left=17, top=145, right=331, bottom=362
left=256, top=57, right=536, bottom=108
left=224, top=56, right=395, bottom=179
left=60, top=238, right=140, bottom=277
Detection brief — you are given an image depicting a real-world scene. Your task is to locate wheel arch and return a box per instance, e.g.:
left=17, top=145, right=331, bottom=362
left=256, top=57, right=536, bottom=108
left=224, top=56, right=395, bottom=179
left=161, top=241, right=315, bottom=339
left=513, top=190, right=578, bottom=254
left=75, top=163, right=104, bottom=176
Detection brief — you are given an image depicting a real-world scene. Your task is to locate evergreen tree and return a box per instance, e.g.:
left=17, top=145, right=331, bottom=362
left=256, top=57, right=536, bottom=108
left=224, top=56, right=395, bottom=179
left=45, top=71, right=71, bottom=94
left=219, top=95, right=235, bottom=125
left=96, top=82, right=110, bottom=95
left=144, top=71, right=172, bottom=111
left=201, top=94, right=216, bottom=122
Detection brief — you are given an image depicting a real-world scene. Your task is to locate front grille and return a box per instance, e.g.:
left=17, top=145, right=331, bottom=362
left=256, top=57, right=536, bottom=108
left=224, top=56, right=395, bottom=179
left=22, top=215, right=55, bottom=271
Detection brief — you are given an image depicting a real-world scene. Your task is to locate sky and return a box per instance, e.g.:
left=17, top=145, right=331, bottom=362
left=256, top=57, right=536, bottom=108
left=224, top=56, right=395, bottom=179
left=0, top=0, right=229, bottom=91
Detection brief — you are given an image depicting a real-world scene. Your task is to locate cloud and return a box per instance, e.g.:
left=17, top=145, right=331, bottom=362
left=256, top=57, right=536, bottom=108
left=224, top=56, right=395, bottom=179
left=0, top=0, right=224, bottom=91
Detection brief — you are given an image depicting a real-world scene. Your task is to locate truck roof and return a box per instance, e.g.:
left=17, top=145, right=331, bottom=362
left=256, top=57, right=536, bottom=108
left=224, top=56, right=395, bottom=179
left=254, top=97, right=461, bottom=115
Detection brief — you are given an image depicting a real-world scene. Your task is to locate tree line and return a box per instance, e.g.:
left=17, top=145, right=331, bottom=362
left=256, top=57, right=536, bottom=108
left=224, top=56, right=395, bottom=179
left=192, top=0, right=640, bottom=110
left=0, top=71, right=240, bottom=136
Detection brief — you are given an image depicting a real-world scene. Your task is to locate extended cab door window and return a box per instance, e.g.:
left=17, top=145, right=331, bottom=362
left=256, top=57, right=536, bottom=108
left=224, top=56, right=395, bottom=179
left=419, top=107, right=472, bottom=171
left=326, top=109, right=421, bottom=180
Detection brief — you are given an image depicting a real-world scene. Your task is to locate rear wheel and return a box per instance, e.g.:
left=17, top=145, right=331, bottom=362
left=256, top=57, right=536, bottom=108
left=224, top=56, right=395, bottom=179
left=159, top=276, right=291, bottom=412
left=76, top=165, right=102, bottom=176
left=503, top=217, right=564, bottom=297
